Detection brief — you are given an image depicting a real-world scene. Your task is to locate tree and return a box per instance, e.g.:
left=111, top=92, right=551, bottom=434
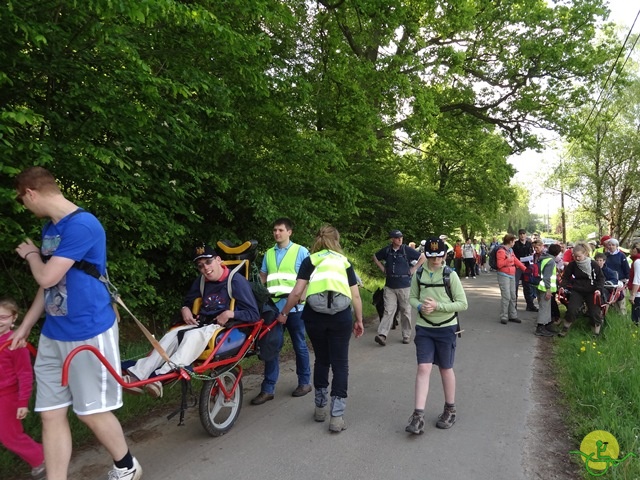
left=562, top=74, right=640, bottom=245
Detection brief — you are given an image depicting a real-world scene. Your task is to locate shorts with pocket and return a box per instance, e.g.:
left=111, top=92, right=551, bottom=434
left=414, top=324, right=457, bottom=368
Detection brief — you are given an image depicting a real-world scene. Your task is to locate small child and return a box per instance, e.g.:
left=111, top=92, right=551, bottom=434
left=0, top=298, right=45, bottom=480
left=594, top=253, right=620, bottom=303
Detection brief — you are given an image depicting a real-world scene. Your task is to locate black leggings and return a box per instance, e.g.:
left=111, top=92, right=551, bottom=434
left=566, top=290, right=602, bottom=326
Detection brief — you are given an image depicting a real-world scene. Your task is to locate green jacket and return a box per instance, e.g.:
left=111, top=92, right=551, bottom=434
left=409, top=266, right=468, bottom=328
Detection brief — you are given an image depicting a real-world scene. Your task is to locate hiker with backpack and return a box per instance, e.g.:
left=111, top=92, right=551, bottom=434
left=275, top=225, right=364, bottom=433
left=405, top=237, right=468, bottom=435
left=12, top=167, right=143, bottom=480
left=372, top=230, right=425, bottom=346
left=493, top=234, right=527, bottom=325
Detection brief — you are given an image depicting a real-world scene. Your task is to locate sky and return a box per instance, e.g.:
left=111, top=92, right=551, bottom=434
left=508, top=0, right=640, bottom=216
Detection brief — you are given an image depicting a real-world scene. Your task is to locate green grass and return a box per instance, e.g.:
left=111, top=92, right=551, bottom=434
left=554, top=311, right=640, bottom=478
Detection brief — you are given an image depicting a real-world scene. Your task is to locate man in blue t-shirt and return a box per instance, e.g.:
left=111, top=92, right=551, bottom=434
left=373, top=230, right=425, bottom=346
left=12, top=167, right=142, bottom=480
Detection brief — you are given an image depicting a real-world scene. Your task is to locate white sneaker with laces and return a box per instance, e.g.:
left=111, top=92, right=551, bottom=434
left=108, top=457, right=142, bottom=480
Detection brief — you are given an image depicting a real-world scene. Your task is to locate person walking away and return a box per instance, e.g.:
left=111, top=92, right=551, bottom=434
left=252, top=217, right=312, bottom=405
left=513, top=229, right=537, bottom=311
left=453, top=240, right=463, bottom=274
left=496, top=234, right=527, bottom=325
left=628, top=244, right=640, bottom=326
left=373, top=230, right=424, bottom=345
left=558, top=242, right=604, bottom=337
left=406, top=237, right=468, bottom=434
left=276, top=225, right=364, bottom=433
left=461, top=239, right=476, bottom=279
left=11, top=167, right=142, bottom=480
left=0, top=298, right=45, bottom=480
left=531, top=240, right=557, bottom=337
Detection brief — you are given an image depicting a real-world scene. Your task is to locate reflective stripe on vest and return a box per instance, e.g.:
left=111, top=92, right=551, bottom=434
left=538, top=257, right=557, bottom=292
left=305, top=250, right=352, bottom=299
left=265, top=243, right=302, bottom=297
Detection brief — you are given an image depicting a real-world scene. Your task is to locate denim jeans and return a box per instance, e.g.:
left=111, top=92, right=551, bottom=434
left=261, top=310, right=311, bottom=394
left=304, top=307, right=353, bottom=399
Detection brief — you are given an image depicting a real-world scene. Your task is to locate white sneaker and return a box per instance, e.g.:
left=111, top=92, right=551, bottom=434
left=108, top=457, right=142, bottom=480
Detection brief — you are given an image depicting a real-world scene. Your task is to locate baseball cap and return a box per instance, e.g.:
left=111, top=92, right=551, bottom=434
left=193, top=244, right=218, bottom=262
left=424, top=237, right=446, bottom=257
left=389, top=230, right=403, bottom=238
left=600, top=235, right=611, bottom=245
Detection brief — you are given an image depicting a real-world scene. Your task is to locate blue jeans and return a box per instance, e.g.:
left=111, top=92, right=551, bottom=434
left=304, top=307, right=352, bottom=399
left=261, top=310, right=311, bottom=394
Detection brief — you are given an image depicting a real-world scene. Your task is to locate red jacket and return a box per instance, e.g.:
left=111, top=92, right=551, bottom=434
left=496, top=246, right=526, bottom=276
left=0, top=331, right=34, bottom=407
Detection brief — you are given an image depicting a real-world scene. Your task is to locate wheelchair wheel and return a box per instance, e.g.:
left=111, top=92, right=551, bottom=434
left=199, top=368, right=243, bottom=437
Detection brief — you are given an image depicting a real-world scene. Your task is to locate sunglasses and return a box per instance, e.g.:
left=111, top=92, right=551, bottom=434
left=196, top=258, right=216, bottom=270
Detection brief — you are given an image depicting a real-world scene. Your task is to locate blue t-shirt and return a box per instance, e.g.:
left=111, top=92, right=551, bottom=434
left=40, top=209, right=114, bottom=341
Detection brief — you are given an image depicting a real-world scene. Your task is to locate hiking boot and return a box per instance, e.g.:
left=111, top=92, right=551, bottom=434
left=250, top=392, right=274, bottom=405
left=500, top=318, right=508, bottom=325
left=329, top=415, right=347, bottom=433
left=374, top=335, right=386, bottom=346
left=535, top=324, right=555, bottom=337
left=292, top=384, right=312, bottom=397
left=508, top=318, right=521, bottom=323
left=31, top=463, right=46, bottom=480
left=558, top=326, right=570, bottom=338
left=526, top=306, right=539, bottom=312
left=145, top=380, right=163, bottom=398
left=544, top=323, right=557, bottom=334
left=405, top=412, right=425, bottom=435
left=314, top=406, right=327, bottom=422
left=436, top=404, right=456, bottom=429
left=107, top=457, right=142, bottom=480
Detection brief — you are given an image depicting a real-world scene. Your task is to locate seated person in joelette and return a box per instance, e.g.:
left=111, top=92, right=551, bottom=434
left=125, top=245, right=260, bottom=397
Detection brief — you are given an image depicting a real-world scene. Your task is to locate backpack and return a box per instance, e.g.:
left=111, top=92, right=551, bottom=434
left=415, top=266, right=460, bottom=332
left=526, top=261, right=541, bottom=286
left=306, top=291, right=351, bottom=315
left=488, top=245, right=505, bottom=271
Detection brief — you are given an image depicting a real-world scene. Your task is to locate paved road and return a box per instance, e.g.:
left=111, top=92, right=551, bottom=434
left=69, top=273, right=552, bottom=480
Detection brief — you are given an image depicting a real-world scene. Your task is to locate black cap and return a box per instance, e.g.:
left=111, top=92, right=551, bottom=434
left=424, top=237, right=446, bottom=257
left=193, top=244, right=218, bottom=262
left=389, top=229, right=403, bottom=238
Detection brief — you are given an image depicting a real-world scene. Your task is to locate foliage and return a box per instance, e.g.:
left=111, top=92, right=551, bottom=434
left=560, top=74, right=640, bottom=245
left=0, top=0, right=624, bottom=327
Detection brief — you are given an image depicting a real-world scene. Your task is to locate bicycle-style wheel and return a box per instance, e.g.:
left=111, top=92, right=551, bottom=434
left=199, top=368, right=243, bottom=437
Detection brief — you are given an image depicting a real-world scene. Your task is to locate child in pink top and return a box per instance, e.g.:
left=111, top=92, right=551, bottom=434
left=0, top=298, right=45, bottom=479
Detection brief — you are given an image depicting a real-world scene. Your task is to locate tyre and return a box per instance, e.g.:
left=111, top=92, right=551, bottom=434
left=199, top=368, right=243, bottom=437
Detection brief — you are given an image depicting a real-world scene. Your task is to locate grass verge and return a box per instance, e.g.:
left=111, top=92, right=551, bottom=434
left=553, top=310, right=640, bottom=478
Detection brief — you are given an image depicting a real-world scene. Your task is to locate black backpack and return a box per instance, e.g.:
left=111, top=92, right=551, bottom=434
left=488, top=245, right=505, bottom=271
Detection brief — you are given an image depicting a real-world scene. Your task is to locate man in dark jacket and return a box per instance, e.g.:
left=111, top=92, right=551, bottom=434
left=512, top=229, right=537, bottom=312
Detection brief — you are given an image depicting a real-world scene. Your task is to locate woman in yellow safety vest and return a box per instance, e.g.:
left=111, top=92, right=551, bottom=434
left=277, top=225, right=364, bottom=433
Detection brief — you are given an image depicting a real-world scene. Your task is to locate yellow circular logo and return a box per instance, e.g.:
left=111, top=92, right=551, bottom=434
left=579, top=430, right=620, bottom=473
